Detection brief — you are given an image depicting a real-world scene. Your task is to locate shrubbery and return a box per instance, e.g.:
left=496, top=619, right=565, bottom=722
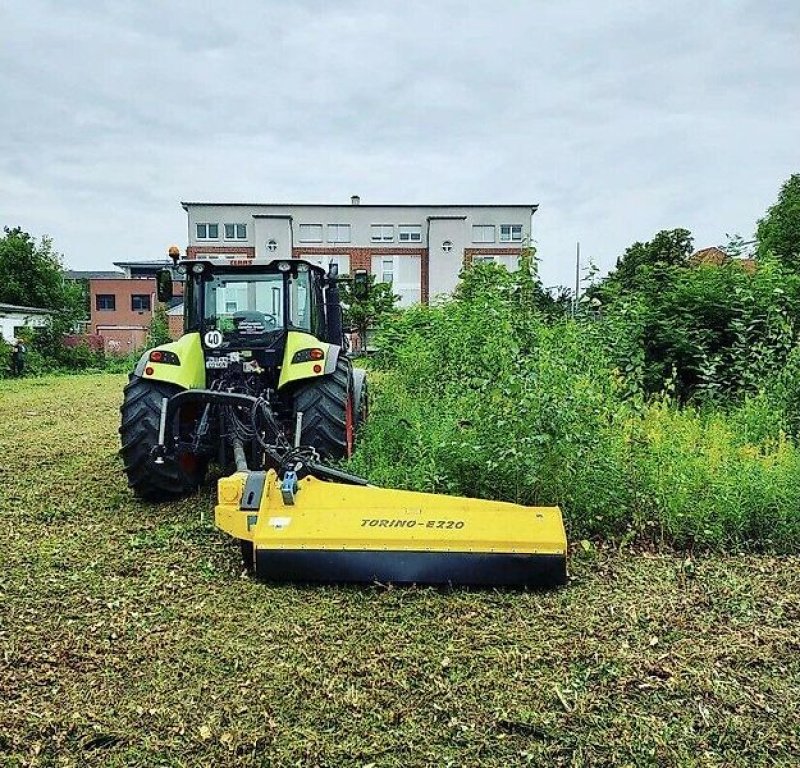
left=349, top=259, right=800, bottom=551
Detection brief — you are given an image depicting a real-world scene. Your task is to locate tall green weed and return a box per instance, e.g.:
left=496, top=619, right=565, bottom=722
left=351, top=263, right=800, bottom=551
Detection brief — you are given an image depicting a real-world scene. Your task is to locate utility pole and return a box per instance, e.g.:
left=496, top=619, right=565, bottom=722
left=573, top=241, right=580, bottom=315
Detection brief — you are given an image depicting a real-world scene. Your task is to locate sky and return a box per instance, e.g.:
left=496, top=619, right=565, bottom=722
left=1, top=0, right=798, bottom=289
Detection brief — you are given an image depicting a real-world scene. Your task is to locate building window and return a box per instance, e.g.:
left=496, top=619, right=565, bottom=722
left=472, top=254, right=519, bottom=270
left=131, top=294, right=151, bottom=312
left=442, top=240, right=453, bottom=252
left=371, top=254, right=421, bottom=307
left=499, top=224, right=523, bottom=242
left=224, top=223, right=247, bottom=240
left=370, top=224, right=394, bottom=242
left=327, top=224, right=351, bottom=243
left=379, top=256, right=394, bottom=284
left=196, top=223, right=219, bottom=240
left=267, top=239, right=277, bottom=252
left=398, top=225, right=422, bottom=242
left=96, top=294, right=116, bottom=311
left=298, top=224, right=323, bottom=242
left=320, top=254, right=351, bottom=275
left=472, top=225, right=495, bottom=243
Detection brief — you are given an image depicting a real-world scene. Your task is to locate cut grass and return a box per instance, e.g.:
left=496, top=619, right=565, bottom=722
left=1, top=373, right=799, bottom=767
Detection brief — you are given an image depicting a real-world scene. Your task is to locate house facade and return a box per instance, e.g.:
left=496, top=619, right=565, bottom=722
left=87, top=261, right=186, bottom=353
left=89, top=277, right=156, bottom=353
left=0, top=303, right=52, bottom=343
left=182, top=197, right=537, bottom=306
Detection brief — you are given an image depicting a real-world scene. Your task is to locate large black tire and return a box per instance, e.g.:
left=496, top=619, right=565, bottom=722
left=119, top=376, right=206, bottom=501
left=293, top=356, right=354, bottom=460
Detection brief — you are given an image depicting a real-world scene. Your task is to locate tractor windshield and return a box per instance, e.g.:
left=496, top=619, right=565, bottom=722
left=202, top=268, right=313, bottom=344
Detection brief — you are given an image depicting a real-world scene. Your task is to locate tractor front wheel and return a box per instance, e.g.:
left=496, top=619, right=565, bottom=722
left=119, top=376, right=206, bottom=500
left=293, top=357, right=355, bottom=461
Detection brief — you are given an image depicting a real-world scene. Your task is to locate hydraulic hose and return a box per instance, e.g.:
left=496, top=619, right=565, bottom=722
left=232, top=439, right=249, bottom=473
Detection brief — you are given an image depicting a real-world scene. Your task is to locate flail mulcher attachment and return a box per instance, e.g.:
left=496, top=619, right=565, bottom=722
left=215, top=467, right=568, bottom=588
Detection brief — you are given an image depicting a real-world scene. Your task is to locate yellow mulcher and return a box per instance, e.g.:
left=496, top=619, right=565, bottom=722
left=120, top=248, right=567, bottom=588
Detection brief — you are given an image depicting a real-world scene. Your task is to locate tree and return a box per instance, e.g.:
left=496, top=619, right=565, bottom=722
left=611, top=228, right=694, bottom=289
left=146, top=304, right=173, bottom=348
left=0, top=227, right=82, bottom=317
left=338, top=275, right=399, bottom=352
left=757, top=173, right=800, bottom=269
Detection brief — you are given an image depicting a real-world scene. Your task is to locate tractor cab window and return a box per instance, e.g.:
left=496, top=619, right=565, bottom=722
left=288, top=271, right=310, bottom=329
left=202, top=267, right=313, bottom=344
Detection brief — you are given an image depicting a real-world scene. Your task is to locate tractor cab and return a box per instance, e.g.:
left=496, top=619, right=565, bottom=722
left=157, top=256, right=343, bottom=349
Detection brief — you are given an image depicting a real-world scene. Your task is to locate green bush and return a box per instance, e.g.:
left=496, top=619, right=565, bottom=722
left=593, top=254, right=800, bottom=401
left=0, top=339, right=10, bottom=376
left=349, top=262, right=800, bottom=551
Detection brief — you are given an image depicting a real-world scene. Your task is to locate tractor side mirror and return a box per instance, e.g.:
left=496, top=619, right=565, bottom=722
left=156, top=268, right=173, bottom=303
left=353, top=269, right=369, bottom=300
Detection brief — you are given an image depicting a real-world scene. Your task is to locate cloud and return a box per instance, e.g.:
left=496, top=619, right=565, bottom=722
left=0, top=0, right=797, bottom=287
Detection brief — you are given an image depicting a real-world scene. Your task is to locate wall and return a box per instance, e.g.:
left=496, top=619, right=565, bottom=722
left=428, top=218, right=467, bottom=298
left=90, top=277, right=155, bottom=354
left=184, top=202, right=535, bottom=304
left=0, top=312, right=50, bottom=343
left=167, top=308, right=183, bottom=340
left=186, top=203, right=533, bottom=251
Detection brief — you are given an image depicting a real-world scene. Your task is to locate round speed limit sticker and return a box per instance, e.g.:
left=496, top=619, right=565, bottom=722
left=204, top=330, right=223, bottom=348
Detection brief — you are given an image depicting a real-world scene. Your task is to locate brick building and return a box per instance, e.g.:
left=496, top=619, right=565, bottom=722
left=89, top=261, right=184, bottom=353
left=86, top=198, right=537, bottom=353
left=182, top=197, right=538, bottom=305
left=90, top=276, right=156, bottom=353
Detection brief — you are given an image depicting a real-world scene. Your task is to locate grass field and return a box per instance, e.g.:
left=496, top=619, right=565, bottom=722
left=1, top=374, right=799, bottom=767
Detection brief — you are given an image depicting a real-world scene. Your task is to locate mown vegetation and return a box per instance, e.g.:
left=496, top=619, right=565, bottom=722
left=2, top=375, right=799, bottom=767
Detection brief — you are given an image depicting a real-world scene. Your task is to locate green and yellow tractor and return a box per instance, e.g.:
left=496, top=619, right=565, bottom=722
left=120, top=248, right=367, bottom=500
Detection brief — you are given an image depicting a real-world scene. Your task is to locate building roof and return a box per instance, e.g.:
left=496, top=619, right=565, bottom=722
left=690, top=246, right=757, bottom=273
left=89, top=275, right=156, bottom=282
left=64, top=269, right=124, bottom=280
left=113, top=260, right=173, bottom=269
left=182, top=201, right=539, bottom=212
left=0, top=302, right=53, bottom=315
left=690, top=246, right=729, bottom=265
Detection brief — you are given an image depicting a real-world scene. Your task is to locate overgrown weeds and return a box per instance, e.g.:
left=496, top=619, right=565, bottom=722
left=350, top=261, right=800, bottom=551
left=1, top=374, right=800, bottom=767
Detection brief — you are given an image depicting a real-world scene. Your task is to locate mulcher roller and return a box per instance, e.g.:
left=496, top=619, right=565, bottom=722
left=215, top=470, right=567, bottom=588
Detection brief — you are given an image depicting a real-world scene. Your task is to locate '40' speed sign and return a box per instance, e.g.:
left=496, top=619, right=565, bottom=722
left=204, top=330, right=223, bottom=348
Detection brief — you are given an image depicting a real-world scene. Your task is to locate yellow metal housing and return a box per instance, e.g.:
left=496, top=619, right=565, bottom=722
left=277, top=331, right=334, bottom=389
left=139, top=332, right=206, bottom=389
left=215, top=470, right=567, bottom=587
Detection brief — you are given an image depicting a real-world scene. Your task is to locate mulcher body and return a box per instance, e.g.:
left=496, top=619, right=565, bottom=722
left=215, top=470, right=568, bottom=588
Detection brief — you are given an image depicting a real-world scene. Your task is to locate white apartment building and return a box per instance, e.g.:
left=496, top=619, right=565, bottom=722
left=182, top=197, right=537, bottom=306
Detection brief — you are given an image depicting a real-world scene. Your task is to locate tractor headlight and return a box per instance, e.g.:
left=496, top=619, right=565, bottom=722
left=277, top=261, right=291, bottom=272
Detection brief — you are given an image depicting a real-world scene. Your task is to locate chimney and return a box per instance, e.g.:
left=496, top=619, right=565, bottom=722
left=351, top=195, right=360, bottom=205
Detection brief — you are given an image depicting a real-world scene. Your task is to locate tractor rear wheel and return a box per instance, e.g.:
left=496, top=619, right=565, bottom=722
left=119, top=376, right=206, bottom=500
left=293, top=357, right=354, bottom=460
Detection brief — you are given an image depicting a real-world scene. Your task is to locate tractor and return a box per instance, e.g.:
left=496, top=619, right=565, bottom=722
left=119, top=248, right=368, bottom=500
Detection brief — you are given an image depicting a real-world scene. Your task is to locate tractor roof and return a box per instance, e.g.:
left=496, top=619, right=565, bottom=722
left=180, top=254, right=327, bottom=272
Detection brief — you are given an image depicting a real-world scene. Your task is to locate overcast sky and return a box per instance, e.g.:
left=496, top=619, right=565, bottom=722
left=1, top=0, right=798, bottom=288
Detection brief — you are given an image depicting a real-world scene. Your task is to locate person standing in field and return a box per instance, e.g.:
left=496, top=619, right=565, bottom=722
left=11, top=338, right=27, bottom=376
